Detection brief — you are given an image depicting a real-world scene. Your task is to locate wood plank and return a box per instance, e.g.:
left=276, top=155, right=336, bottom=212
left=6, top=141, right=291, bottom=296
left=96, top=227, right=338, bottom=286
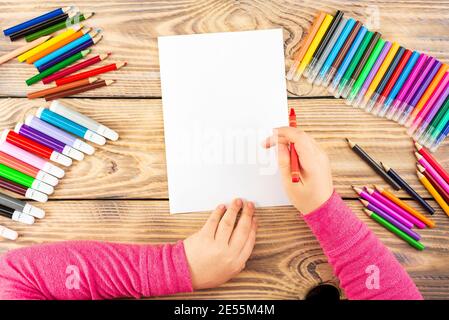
left=0, top=0, right=448, bottom=98
left=1, top=97, right=448, bottom=200
left=0, top=199, right=447, bottom=299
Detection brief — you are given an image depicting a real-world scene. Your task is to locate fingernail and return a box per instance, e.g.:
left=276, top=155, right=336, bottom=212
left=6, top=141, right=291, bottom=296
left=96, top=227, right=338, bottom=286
left=248, top=201, right=254, bottom=209
left=217, top=204, right=225, bottom=210
left=235, top=198, right=242, bottom=206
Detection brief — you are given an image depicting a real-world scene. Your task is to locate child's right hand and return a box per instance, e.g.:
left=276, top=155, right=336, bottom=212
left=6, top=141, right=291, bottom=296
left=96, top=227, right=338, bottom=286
left=263, top=127, right=334, bottom=215
left=183, top=199, right=257, bottom=290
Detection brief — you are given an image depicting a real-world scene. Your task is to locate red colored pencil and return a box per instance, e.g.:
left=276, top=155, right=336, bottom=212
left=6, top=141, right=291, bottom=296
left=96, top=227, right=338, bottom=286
left=289, top=108, right=300, bottom=183
left=42, top=53, right=111, bottom=84
left=415, top=142, right=449, bottom=185
left=55, top=62, right=126, bottom=86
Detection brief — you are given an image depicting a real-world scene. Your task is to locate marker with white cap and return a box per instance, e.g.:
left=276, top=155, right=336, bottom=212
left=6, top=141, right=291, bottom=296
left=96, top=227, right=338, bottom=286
left=14, top=123, right=84, bottom=161
left=0, top=192, right=45, bottom=218
left=2, top=129, right=72, bottom=167
left=0, top=163, right=54, bottom=195
left=0, top=140, right=64, bottom=178
left=0, top=225, right=18, bottom=240
left=0, top=203, right=35, bottom=225
left=36, top=108, right=106, bottom=145
left=50, top=100, right=119, bottom=141
left=25, top=115, right=94, bottom=155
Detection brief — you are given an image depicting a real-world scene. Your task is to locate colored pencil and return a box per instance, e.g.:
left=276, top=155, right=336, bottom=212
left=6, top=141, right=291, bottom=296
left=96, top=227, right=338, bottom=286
left=26, top=50, right=90, bottom=86
left=415, top=152, right=449, bottom=196
left=346, top=139, right=401, bottom=190
left=0, top=224, right=18, bottom=240
left=42, top=53, right=110, bottom=84
left=9, top=12, right=71, bottom=41
left=56, top=63, right=125, bottom=86
left=46, top=80, right=115, bottom=101
left=0, top=35, right=51, bottom=65
left=417, top=164, right=449, bottom=204
left=286, top=12, right=326, bottom=81
left=0, top=203, right=35, bottom=225
left=0, top=192, right=45, bottom=218
left=294, top=14, right=334, bottom=81
left=0, top=176, right=48, bottom=202
left=37, top=34, right=102, bottom=72
left=36, top=108, right=106, bottom=145
left=49, top=101, right=119, bottom=141
left=380, top=162, right=435, bottom=214
left=417, top=171, right=449, bottom=216
left=25, top=115, right=95, bottom=155
left=289, top=108, right=300, bottom=183
left=363, top=209, right=424, bottom=250
left=17, top=25, right=82, bottom=62
left=3, top=7, right=71, bottom=36
left=415, top=142, right=449, bottom=185
left=0, top=163, right=53, bottom=195
left=0, top=141, right=65, bottom=179
left=359, top=200, right=421, bottom=240
left=0, top=151, right=58, bottom=186
left=2, top=130, right=72, bottom=167
left=365, top=186, right=426, bottom=229
left=15, top=123, right=84, bottom=161
left=352, top=186, right=413, bottom=228
left=25, top=12, right=94, bottom=42
left=26, top=27, right=91, bottom=64
left=374, top=185, right=434, bottom=228
left=28, top=77, right=98, bottom=99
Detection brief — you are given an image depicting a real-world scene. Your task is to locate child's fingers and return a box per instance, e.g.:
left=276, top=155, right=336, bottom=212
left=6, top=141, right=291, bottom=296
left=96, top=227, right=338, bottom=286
left=237, top=217, right=257, bottom=265
left=201, top=204, right=226, bottom=237
left=215, top=198, right=242, bottom=243
left=229, top=201, right=255, bottom=251
left=277, top=142, right=292, bottom=183
left=262, top=135, right=289, bottom=148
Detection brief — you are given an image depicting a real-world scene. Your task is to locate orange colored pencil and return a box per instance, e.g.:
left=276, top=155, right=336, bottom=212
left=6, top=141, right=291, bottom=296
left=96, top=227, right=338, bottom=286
left=27, top=77, right=99, bottom=99
left=374, top=185, right=435, bottom=228
left=26, top=27, right=92, bottom=64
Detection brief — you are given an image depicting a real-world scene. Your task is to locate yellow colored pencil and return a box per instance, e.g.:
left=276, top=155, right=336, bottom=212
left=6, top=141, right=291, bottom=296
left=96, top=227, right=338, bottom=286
left=0, top=35, right=51, bottom=65
left=293, top=14, right=333, bottom=81
left=417, top=171, right=449, bottom=216
left=17, top=24, right=82, bottom=62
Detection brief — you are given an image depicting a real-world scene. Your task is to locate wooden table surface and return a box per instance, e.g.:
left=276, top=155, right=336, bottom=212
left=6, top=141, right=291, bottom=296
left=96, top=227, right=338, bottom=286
left=0, top=0, right=449, bottom=299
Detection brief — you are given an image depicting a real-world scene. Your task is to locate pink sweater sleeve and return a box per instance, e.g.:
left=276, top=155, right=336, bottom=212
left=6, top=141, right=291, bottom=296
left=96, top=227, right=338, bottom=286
left=302, top=191, right=423, bottom=300
left=0, top=240, right=192, bottom=300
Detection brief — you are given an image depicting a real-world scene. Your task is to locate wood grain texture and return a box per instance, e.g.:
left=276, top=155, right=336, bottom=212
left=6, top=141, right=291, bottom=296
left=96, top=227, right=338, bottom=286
left=0, top=199, right=447, bottom=299
left=0, top=0, right=448, bottom=98
left=1, top=98, right=448, bottom=200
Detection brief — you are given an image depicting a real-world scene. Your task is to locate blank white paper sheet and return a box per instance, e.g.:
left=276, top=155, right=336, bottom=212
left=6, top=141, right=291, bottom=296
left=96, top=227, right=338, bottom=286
left=158, top=29, right=290, bottom=214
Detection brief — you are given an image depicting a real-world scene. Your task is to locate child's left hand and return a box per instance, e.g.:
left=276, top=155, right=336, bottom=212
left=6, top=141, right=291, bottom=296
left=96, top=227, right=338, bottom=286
left=183, top=199, right=258, bottom=290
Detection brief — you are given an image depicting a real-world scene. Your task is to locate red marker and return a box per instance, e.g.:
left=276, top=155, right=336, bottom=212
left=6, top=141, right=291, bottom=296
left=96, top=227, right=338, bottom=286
left=289, top=108, right=301, bottom=183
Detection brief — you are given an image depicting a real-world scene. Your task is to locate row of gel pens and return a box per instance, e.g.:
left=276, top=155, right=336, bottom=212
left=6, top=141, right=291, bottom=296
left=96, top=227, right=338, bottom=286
left=347, top=139, right=449, bottom=250
left=0, top=100, right=118, bottom=241
left=0, top=6, right=126, bottom=99
left=287, top=10, right=449, bottom=152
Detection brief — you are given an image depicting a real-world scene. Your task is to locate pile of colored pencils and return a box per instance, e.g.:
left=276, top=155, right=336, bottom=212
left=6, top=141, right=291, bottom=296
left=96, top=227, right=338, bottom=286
left=0, top=101, right=119, bottom=241
left=288, top=10, right=449, bottom=151
left=0, top=7, right=127, bottom=99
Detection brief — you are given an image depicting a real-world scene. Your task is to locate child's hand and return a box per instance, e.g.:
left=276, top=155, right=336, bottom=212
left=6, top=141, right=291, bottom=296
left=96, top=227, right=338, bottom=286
left=183, top=199, right=257, bottom=290
left=263, top=127, right=334, bottom=214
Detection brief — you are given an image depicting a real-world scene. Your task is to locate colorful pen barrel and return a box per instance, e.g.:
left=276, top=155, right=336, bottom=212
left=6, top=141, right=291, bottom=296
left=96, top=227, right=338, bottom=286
left=25, top=115, right=94, bottom=155
left=0, top=176, right=47, bottom=202
left=0, top=192, right=45, bottom=218
left=1, top=130, right=72, bottom=167
left=37, top=108, right=106, bottom=145
left=3, top=7, right=66, bottom=36
left=0, top=203, right=35, bottom=225
left=15, top=123, right=84, bottom=161
left=0, top=163, right=53, bottom=195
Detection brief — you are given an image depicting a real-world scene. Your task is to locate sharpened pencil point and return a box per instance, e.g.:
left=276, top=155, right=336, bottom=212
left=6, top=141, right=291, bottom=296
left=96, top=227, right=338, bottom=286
left=363, top=208, right=373, bottom=217
left=416, top=170, right=425, bottom=179
left=380, top=162, right=390, bottom=172
left=373, top=185, right=384, bottom=193
left=289, top=108, right=296, bottom=117
left=414, top=142, right=422, bottom=150
left=346, top=138, right=355, bottom=148
left=351, top=185, right=363, bottom=194
left=358, top=199, right=369, bottom=207
left=365, top=186, right=374, bottom=194
left=417, top=164, right=425, bottom=172
left=414, top=152, right=422, bottom=160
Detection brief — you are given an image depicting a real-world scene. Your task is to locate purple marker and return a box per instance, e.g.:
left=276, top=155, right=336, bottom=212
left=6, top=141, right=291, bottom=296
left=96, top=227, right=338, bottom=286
left=25, top=116, right=94, bottom=155
left=353, top=41, right=392, bottom=108
left=14, top=123, right=83, bottom=161
left=361, top=201, right=421, bottom=240
left=399, top=59, right=442, bottom=125
left=355, top=187, right=414, bottom=228
left=366, top=188, right=426, bottom=229
left=387, top=53, right=428, bottom=120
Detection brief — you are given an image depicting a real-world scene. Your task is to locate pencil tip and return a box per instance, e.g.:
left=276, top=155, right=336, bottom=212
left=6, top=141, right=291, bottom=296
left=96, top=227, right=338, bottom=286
left=351, top=185, right=362, bottom=193
left=365, top=186, right=374, bottom=194
left=363, top=208, right=372, bottom=216
left=414, top=141, right=422, bottom=150
left=416, top=170, right=424, bottom=179
left=289, top=108, right=296, bottom=116
left=345, top=138, right=355, bottom=147
left=414, top=152, right=422, bottom=159
left=380, top=162, right=389, bottom=172
left=358, top=198, right=369, bottom=206
left=373, top=184, right=383, bottom=192
left=417, top=164, right=425, bottom=172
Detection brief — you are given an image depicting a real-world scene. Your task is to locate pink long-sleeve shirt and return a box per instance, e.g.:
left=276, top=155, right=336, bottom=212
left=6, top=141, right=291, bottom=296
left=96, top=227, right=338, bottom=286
left=0, top=192, right=422, bottom=300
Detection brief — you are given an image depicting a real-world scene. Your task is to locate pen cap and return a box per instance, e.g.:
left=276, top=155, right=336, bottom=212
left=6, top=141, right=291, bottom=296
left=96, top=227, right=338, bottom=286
left=22, top=203, right=45, bottom=218
left=0, top=226, right=18, bottom=240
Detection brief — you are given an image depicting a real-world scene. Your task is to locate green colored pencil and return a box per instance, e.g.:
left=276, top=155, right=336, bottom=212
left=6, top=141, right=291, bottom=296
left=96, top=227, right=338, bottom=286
left=363, top=209, right=425, bottom=250
left=25, top=13, right=94, bottom=42
left=26, top=50, right=90, bottom=86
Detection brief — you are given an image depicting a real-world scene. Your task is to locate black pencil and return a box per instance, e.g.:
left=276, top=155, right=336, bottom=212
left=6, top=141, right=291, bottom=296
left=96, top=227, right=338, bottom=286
left=381, top=162, right=435, bottom=215
left=346, top=138, right=401, bottom=190
left=9, top=12, right=70, bottom=41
